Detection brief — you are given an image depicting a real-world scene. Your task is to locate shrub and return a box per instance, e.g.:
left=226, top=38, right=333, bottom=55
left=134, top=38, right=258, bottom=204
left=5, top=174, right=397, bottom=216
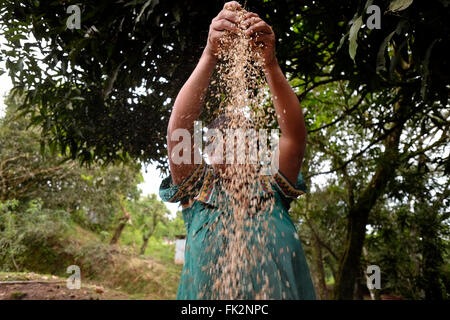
left=0, top=199, right=70, bottom=272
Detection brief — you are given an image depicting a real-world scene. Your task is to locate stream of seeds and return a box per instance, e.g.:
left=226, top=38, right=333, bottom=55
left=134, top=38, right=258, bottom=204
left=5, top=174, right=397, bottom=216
left=200, top=8, right=281, bottom=299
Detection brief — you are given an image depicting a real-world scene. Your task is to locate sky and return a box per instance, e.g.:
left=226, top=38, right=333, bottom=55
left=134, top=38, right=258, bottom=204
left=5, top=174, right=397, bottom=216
left=139, top=164, right=180, bottom=216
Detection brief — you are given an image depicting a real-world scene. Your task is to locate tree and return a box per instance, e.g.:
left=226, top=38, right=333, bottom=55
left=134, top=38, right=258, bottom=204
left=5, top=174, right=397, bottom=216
left=6, top=0, right=446, bottom=168
left=0, top=0, right=222, bottom=168
left=0, top=94, right=73, bottom=202
left=292, top=79, right=449, bottom=299
left=277, top=0, right=450, bottom=299
left=131, top=194, right=170, bottom=255
left=0, top=95, right=143, bottom=231
left=154, top=210, right=186, bottom=240
left=110, top=194, right=132, bottom=245
left=1, top=0, right=449, bottom=299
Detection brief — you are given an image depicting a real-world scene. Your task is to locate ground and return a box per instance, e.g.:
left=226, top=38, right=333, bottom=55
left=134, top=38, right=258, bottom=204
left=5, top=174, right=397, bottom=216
left=0, top=272, right=133, bottom=300
left=0, top=223, right=183, bottom=300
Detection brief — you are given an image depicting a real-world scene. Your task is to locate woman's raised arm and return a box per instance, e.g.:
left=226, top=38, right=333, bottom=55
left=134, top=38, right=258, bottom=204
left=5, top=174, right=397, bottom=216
left=243, top=12, right=307, bottom=185
left=167, top=1, right=241, bottom=184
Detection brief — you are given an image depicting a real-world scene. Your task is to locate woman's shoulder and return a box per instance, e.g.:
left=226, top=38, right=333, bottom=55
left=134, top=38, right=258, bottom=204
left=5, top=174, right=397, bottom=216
left=159, top=163, right=208, bottom=204
left=270, top=169, right=308, bottom=199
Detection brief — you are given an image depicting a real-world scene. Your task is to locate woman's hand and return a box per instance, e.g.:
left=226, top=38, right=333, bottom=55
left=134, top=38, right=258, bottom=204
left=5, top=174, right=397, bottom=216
left=242, top=12, right=277, bottom=69
left=204, top=1, right=242, bottom=60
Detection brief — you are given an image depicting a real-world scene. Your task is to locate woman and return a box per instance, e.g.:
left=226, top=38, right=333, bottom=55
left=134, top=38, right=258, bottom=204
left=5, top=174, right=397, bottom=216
left=160, top=1, right=316, bottom=300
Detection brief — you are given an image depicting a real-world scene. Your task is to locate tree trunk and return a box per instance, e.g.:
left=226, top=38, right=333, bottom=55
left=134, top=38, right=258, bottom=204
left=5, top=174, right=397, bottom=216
left=110, top=217, right=128, bottom=245
left=334, top=92, right=407, bottom=299
left=362, top=246, right=377, bottom=300
left=140, top=232, right=151, bottom=255
left=110, top=199, right=131, bottom=245
left=354, top=274, right=364, bottom=300
left=311, top=231, right=328, bottom=299
left=140, top=220, right=158, bottom=255
left=334, top=209, right=370, bottom=299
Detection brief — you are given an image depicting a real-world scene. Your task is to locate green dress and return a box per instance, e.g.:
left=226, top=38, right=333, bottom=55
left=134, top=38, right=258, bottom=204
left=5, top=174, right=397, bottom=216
left=159, top=163, right=316, bottom=300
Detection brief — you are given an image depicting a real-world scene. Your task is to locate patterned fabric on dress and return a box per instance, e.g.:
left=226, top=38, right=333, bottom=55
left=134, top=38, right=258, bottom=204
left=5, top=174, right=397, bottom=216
left=159, top=164, right=316, bottom=300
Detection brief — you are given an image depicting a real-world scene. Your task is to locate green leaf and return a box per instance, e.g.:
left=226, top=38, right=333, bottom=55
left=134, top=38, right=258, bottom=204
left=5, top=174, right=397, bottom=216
left=173, top=6, right=181, bottom=23
left=376, top=30, right=396, bottom=73
left=81, top=174, right=93, bottom=181
left=388, top=0, right=414, bottom=12
left=364, top=0, right=374, bottom=10
left=421, top=38, right=439, bottom=99
left=70, top=96, right=85, bottom=101
left=376, top=20, right=407, bottom=73
left=349, top=16, right=363, bottom=62
left=136, top=0, right=159, bottom=23
left=337, top=30, right=349, bottom=52
left=136, top=0, right=152, bottom=23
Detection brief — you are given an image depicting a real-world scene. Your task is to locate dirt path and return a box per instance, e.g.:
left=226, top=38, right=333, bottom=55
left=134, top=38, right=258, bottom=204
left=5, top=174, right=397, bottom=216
left=0, top=272, right=131, bottom=300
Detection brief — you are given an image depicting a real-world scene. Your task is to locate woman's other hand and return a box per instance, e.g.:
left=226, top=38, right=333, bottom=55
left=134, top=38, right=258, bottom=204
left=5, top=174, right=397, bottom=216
left=242, top=12, right=277, bottom=69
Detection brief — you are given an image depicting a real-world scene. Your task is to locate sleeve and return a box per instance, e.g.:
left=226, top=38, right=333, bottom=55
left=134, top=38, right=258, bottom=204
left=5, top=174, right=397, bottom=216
left=159, top=163, right=207, bottom=204
left=271, top=169, right=308, bottom=200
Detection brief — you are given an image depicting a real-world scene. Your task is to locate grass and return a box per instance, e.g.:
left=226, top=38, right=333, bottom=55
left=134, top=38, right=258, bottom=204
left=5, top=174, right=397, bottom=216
left=118, top=225, right=183, bottom=297
left=0, top=271, right=58, bottom=282
left=9, top=291, right=27, bottom=300
left=1, top=223, right=182, bottom=299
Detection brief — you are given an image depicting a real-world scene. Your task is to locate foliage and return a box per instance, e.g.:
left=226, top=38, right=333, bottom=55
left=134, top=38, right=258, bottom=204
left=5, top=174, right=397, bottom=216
left=131, top=194, right=170, bottom=237
left=153, top=210, right=186, bottom=240
left=0, top=97, right=144, bottom=231
left=0, top=200, right=182, bottom=298
left=2, top=1, right=446, bottom=169
left=0, top=0, right=223, bottom=169
left=0, top=0, right=449, bottom=299
left=0, top=198, right=70, bottom=271
left=292, top=78, right=449, bottom=299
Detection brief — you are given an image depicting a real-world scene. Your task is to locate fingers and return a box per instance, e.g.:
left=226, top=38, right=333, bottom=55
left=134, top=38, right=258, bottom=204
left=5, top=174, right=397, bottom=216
left=212, top=18, right=239, bottom=33
left=245, top=20, right=273, bottom=36
left=212, top=7, right=240, bottom=34
left=208, top=29, right=225, bottom=47
left=214, top=9, right=240, bottom=24
left=243, top=12, right=259, bottom=21
left=223, top=1, right=241, bottom=11
left=250, top=33, right=273, bottom=46
left=242, top=16, right=263, bottom=29
left=242, top=12, right=273, bottom=37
